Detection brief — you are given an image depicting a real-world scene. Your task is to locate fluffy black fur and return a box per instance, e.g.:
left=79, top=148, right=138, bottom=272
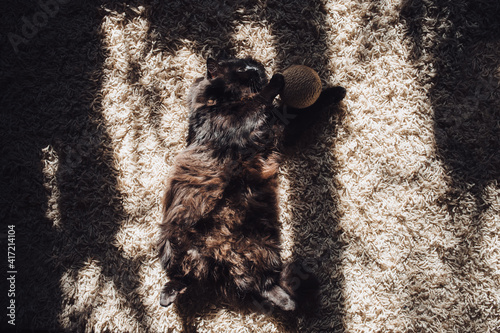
left=157, top=57, right=345, bottom=313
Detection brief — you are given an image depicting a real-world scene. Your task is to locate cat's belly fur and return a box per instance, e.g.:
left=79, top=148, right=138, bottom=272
left=179, top=190, right=282, bottom=290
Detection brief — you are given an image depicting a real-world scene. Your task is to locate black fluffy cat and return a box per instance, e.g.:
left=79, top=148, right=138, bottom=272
left=157, top=57, right=345, bottom=312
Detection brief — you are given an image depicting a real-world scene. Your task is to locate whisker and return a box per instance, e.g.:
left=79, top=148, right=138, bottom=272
left=251, top=81, right=257, bottom=94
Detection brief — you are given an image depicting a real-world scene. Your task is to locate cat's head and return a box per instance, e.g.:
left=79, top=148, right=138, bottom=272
left=205, top=57, right=268, bottom=98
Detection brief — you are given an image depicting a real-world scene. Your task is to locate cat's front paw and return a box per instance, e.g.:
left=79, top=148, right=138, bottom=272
left=260, top=74, right=285, bottom=101
left=269, top=73, right=285, bottom=91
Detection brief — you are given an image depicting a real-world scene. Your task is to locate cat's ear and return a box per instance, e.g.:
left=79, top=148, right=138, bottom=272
left=217, top=50, right=231, bottom=61
left=206, top=58, right=219, bottom=79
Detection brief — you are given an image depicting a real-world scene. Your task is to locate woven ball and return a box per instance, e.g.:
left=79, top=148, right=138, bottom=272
left=281, top=65, right=322, bottom=109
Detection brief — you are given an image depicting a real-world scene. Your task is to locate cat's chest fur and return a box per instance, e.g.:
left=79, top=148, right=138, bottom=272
left=188, top=100, right=271, bottom=155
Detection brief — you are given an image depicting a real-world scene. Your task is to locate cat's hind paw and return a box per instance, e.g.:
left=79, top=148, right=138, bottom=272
left=261, top=285, right=296, bottom=311
left=160, top=281, right=187, bottom=307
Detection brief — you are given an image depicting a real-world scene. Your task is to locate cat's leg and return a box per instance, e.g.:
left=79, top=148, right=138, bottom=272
left=160, top=246, right=210, bottom=307
left=259, top=74, right=285, bottom=102
left=160, top=279, right=188, bottom=307
left=261, top=284, right=296, bottom=311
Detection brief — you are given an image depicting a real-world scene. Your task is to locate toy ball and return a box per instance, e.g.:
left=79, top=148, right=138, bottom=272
left=280, top=65, right=322, bottom=109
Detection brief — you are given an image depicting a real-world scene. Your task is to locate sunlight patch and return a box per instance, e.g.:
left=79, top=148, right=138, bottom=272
left=58, top=258, right=142, bottom=332
left=41, top=145, right=61, bottom=229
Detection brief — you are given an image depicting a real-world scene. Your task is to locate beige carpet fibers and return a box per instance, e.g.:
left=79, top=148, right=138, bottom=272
left=2, top=0, right=500, bottom=332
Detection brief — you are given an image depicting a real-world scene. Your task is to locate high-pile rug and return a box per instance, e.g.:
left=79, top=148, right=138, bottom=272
left=2, top=0, right=499, bottom=332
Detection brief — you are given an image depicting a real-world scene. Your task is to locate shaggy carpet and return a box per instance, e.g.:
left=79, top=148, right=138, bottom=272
left=2, top=0, right=499, bottom=332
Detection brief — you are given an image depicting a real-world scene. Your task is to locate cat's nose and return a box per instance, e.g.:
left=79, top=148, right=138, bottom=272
left=246, top=68, right=260, bottom=80
left=249, top=71, right=259, bottom=80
